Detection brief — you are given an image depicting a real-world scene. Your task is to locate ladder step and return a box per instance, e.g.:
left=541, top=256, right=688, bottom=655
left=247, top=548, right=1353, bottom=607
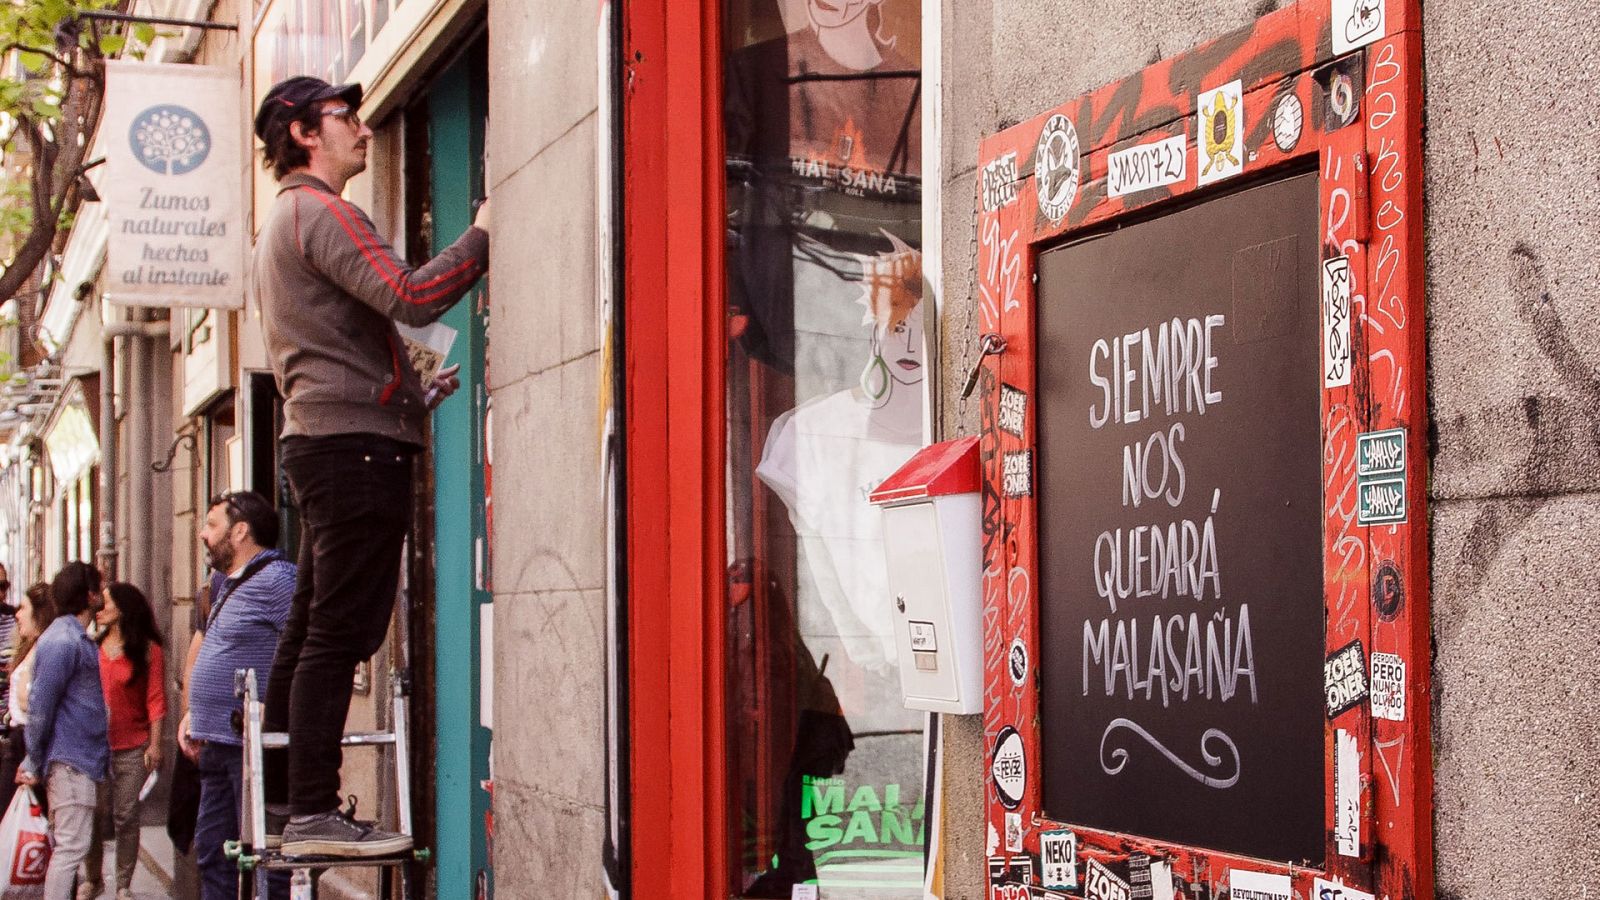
left=259, top=731, right=399, bottom=748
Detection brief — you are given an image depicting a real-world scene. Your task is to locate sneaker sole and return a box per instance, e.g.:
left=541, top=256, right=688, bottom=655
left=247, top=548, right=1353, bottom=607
left=280, top=835, right=412, bottom=858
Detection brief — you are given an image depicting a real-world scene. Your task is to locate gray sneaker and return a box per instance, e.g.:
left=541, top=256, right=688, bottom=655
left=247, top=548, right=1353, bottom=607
left=279, top=808, right=411, bottom=858
left=264, top=807, right=289, bottom=850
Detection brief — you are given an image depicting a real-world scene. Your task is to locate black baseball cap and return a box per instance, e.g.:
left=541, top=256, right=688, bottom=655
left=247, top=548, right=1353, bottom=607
left=254, top=76, right=363, bottom=141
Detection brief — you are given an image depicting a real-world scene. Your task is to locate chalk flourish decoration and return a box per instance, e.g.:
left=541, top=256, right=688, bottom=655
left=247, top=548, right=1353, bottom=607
left=1099, top=718, right=1240, bottom=789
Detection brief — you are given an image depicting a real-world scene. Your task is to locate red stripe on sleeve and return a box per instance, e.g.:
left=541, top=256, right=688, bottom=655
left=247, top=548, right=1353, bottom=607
left=303, top=189, right=481, bottom=306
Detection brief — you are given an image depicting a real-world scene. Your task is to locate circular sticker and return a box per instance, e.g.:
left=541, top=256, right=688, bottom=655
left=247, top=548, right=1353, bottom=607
left=1373, top=560, right=1404, bottom=621
left=1328, top=70, right=1358, bottom=127
left=1007, top=638, right=1029, bottom=687
left=1273, top=94, right=1304, bottom=153
left=991, top=726, right=1027, bottom=810
left=1034, top=114, right=1080, bottom=223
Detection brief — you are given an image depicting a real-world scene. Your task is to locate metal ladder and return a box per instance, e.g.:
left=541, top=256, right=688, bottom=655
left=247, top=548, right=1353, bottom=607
left=225, top=668, right=429, bottom=899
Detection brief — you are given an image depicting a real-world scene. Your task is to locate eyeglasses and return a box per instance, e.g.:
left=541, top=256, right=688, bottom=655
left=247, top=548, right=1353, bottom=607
left=320, top=104, right=363, bottom=129
left=211, top=492, right=250, bottom=524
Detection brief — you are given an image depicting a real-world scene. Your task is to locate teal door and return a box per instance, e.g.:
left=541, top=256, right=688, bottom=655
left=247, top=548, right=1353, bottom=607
left=425, top=36, right=492, bottom=900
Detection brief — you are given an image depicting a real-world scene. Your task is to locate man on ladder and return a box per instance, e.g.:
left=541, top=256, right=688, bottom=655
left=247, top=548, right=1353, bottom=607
left=250, top=75, right=491, bottom=857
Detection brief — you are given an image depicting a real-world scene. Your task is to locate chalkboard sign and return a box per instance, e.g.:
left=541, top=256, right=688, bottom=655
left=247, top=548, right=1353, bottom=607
left=1036, top=172, right=1324, bottom=864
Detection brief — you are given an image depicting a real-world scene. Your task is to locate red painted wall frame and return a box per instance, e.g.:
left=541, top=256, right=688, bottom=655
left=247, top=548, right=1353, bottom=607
left=622, top=0, right=729, bottom=895
left=973, top=2, right=1431, bottom=899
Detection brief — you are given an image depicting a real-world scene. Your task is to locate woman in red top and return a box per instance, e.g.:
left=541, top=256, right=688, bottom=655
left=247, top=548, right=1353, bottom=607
left=83, top=583, right=166, bottom=900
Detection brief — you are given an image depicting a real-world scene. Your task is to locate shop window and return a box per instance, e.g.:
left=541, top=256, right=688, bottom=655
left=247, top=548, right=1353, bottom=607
left=721, top=1, right=925, bottom=895
left=75, top=471, right=94, bottom=564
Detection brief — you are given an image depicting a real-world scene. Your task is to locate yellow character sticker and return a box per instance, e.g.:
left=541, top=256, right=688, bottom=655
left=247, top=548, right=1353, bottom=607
left=1197, top=80, right=1244, bottom=185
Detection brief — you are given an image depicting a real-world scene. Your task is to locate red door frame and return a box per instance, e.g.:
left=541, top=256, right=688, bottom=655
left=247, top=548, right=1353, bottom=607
left=973, top=2, right=1432, bottom=897
left=621, top=0, right=730, bottom=896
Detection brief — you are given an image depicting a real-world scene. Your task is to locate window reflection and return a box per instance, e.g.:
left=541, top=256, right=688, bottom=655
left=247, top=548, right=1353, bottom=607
left=723, top=1, right=924, bottom=896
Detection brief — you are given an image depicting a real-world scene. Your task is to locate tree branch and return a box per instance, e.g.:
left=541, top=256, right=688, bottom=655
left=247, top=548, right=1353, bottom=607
left=0, top=43, right=86, bottom=79
left=0, top=221, right=56, bottom=305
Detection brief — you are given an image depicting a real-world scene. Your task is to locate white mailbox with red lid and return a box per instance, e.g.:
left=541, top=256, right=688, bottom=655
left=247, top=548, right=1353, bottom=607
left=869, top=436, right=983, bottom=714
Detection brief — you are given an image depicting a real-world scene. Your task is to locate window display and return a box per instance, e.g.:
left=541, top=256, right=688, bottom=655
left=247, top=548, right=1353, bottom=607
left=722, top=0, right=925, bottom=895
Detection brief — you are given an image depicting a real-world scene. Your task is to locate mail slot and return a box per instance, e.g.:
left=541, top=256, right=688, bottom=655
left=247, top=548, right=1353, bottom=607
left=869, top=437, right=983, bottom=714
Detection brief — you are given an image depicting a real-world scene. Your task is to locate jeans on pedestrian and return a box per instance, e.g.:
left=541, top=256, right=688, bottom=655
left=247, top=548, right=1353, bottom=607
left=0, top=725, right=24, bottom=815
left=43, top=762, right=95, bottom=900
left=196, top=743, right=288, bottom=900
left=83, top=745, right=145, bottom=891
left=264, top=434, right=413, bottom=816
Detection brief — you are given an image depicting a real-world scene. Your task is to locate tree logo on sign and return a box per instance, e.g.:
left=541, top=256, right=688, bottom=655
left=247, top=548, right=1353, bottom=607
left=130, top=104, right=211, bottom=175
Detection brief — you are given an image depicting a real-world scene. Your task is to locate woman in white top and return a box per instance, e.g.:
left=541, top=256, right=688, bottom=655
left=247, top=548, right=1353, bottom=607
left=1, top=584, right=57, bottom=811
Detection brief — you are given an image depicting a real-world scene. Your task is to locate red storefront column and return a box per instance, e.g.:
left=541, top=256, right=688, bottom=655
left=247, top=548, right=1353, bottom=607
left=622, top=0, right=730, bottom=895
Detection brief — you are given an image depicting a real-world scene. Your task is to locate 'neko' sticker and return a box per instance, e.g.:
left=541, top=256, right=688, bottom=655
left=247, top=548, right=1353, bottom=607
left=1039, top=829, right=1077, bottom=889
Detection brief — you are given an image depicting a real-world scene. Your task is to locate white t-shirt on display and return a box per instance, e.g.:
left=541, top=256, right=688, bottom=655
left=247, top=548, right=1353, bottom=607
left=757, top=386, right=921, bottom=672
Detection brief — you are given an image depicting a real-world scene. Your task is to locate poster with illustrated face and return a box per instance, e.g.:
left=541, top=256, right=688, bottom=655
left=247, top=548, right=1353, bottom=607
left=722, top=1, right=929, bottom=895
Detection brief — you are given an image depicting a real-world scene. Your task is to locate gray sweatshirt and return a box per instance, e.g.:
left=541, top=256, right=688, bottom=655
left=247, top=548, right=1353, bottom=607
left=253, top=172, right=488, bottom=446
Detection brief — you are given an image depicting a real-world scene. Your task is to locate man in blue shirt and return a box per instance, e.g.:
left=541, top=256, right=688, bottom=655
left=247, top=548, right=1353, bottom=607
left=19, top=562, right=106, bottom=900
left=180, top=492, right=294, bottom=900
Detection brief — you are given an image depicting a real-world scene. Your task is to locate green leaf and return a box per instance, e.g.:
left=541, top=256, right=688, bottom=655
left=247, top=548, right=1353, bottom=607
left=30, top=98, right=59, bottom=120
left=16, top=52, right=47, bottom=73
left=134, top=23, right=156, bottom=46
left=98, top=33, right=126, bottom=55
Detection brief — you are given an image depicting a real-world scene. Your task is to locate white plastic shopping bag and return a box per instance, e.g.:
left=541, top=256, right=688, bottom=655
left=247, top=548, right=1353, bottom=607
left=0, top=788, right=49, bottom=898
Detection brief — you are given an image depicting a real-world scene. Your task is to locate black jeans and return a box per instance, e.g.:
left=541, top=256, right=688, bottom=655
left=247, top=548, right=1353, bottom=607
left=264, top=434, right=415, bottom=815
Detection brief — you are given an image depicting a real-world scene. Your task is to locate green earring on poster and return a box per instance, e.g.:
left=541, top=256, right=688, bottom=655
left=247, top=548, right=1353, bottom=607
left=860, top=353, right=891, bottom=402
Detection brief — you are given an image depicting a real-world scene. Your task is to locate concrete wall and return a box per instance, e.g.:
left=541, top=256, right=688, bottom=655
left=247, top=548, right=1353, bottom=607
left=938, top=1, right=1600, bottom=897
left=1422, top=3, right=1600, bottom=896
left=486, top=0, right=607, bottom=895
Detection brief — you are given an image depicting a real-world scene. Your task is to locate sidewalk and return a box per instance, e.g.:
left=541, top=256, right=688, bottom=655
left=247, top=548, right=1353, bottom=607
left=76, top=825, right=175, bottom=900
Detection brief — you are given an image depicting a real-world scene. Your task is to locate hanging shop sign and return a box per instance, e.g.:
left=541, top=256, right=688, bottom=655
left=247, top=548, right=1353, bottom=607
left=971, top=1, right=1430, bottom=898
left=44, top=388, right=99, bottom=487
left=103, top=62, right=244, bottom=308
